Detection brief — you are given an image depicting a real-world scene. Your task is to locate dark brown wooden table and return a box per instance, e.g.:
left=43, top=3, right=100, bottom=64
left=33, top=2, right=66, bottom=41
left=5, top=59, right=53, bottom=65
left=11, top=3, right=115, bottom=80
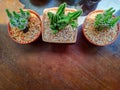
left=0, top=0, right=120, bottom=90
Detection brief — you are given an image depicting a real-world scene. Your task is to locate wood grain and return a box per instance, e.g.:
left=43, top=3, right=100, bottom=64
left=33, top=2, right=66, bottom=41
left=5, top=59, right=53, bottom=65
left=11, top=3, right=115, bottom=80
left=0, top=24, right=120, bottom=90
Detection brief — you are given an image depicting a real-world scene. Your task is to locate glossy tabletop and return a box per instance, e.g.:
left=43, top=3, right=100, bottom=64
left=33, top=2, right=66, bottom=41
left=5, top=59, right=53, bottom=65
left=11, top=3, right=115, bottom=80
left=0, top=0, right=120, bottom=90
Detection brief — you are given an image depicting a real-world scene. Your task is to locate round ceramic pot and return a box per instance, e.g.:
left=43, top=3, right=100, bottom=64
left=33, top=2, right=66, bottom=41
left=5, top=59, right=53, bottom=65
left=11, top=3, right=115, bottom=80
left=8, top=9, right=42, bottom=44
left=82, top=10, right=120, bottom=46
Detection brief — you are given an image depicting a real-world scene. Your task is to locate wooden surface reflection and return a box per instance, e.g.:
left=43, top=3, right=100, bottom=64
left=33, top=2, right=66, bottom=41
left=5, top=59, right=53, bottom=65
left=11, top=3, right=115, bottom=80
left=0, top=24, right=120, bottom=90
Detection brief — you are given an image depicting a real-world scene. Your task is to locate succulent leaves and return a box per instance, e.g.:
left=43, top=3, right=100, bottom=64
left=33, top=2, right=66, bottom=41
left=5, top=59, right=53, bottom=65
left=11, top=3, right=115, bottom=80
left=48, top=3, right=82, bottom=34
left=94, top=8, right=120, bottom=31
left=6, top=9, right=30, bottom=30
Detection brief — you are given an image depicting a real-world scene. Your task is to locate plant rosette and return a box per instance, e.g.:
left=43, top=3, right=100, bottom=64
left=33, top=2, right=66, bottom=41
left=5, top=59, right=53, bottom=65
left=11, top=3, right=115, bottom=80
left=7, top=9, right=42, bottom=44
left=82, top=8, right=120, bottom=46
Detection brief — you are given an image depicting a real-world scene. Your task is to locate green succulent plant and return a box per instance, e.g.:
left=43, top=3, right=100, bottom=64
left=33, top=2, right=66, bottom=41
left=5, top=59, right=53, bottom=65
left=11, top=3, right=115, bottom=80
left=94, top=8, right=120, bottom=31
left=6, top=8, right=30, bottom=31
left=48, top=3, right=83, bottom=34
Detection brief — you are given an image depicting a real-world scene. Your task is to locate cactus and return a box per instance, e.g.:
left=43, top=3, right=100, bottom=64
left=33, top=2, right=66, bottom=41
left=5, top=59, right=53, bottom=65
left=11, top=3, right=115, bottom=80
left=48, top=3, right=82, bottom=34
left=94, top=8, right=120, bottom=31
left=56, top=3, right=66, bottom=15
left=6, top=8, right=30, bottom=31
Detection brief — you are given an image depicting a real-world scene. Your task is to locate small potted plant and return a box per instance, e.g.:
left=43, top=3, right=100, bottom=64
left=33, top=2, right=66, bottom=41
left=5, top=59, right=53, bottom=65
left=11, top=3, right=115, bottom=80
left=6, top=9, right=42, bottom=44
left=42, top=3, right=82, bottom=43
left=82, top=8, right=120, bottom=46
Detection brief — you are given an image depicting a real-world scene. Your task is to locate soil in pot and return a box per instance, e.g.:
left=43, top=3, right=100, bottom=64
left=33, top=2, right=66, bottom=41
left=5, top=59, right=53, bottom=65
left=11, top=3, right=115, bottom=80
left=8, top=10, right=42, bottom=44
left=83, top=10, right=119, bottom=46
left=42, top=3, right=82, bottom=43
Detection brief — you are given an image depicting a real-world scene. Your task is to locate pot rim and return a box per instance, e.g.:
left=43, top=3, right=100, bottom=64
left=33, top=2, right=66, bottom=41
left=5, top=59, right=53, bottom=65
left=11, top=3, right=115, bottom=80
left=82, top=10, right=120, bottom=46
left=8, top=9, right=42, bottom=44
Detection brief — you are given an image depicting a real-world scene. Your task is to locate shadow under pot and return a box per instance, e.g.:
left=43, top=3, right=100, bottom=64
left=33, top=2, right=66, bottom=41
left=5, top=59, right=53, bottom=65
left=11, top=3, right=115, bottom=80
left=82, top=10, right=120, bottom=46
left=7, top=9, right=42, bottom=44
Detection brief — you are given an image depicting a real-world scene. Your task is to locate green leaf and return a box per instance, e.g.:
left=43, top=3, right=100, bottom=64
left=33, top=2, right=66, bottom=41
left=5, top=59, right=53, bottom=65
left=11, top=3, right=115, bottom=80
left=10, top=18, right=18, bottom=27
left=6, top=9, right=29, bottom=32
left=110, top=16, right=120, bottom=27
left=13, top=11, right=21, bottom=19
left=20, top=8, right=25, bottom=16
left=70, top=21, right=77, bottom=28
left=48, top=12, right=55, bottom=24
left=50, top=25, right=56, bottom=30
left=20, top=9, right=30, bottom=19
left=18, top=25, right=26, bottom=30
left=94, top=8, right=119, bottom=31
left=68, top=10, right=82, bottom=20
left=6, top=9, right=13, bottom=18
left=47, top=3, right=82, bottom=34
left=53, top=30, right=58, bottom=34
left=19, top=18, right=28, bottom=25
left=56, top=3, right=66, bottom=15
left=53, top=15, right=58, bottom=23
left=25, top=11, right=30, bottom=18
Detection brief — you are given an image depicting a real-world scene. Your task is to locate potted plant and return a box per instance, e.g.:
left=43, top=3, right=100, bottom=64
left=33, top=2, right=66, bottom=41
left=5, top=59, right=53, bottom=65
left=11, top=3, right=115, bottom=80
left=6, top=9, right=42, bottom=44
left=42, top=3, right=82, bottom=43
left=82, top=8, right=120, bottom=46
